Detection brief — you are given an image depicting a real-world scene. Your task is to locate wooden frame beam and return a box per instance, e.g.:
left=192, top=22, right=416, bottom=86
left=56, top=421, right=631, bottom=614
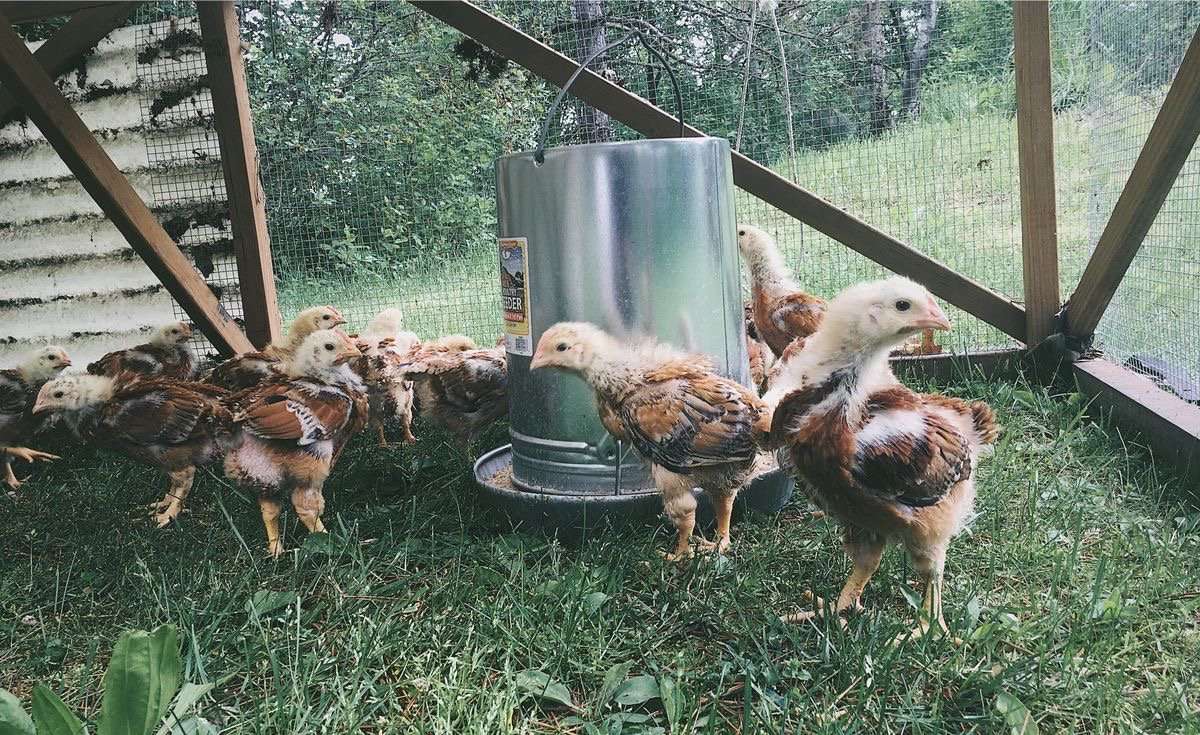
left=0, top=8, right=253, bottom=355
left=1014, top=1, right=1060, bottom=346
left=412, top=0, right=1028, bottom=343
left=197, top=1, right=282, bottom=348
left=1064, top=24, right=1200, bottom=341
left=1074, top=359, right=1200, bottom=485
left=1, top=2, right=118, bottom=24
left=0, top=1, right=136, bottom=124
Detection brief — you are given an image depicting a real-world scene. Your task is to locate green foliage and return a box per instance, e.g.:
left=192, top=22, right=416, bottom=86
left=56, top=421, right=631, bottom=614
left=241, top=1, right=541, bottom=278
left=0, top=626, right=210, bottom=735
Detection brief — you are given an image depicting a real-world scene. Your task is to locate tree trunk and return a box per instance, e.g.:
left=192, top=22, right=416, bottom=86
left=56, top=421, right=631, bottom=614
left=900, top=0, right=940, bottom=121
left=571, top=0, right=612, bottom=143
left=863, top=0, right=891, bottom=135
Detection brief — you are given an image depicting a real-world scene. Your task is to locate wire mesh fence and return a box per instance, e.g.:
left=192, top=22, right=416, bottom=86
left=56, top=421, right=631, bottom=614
left=239, top=0, right=1029, bottom=353
left=1053, top=1, right=1200, bottom=401
left=121, top=0, right=1200, bottom=400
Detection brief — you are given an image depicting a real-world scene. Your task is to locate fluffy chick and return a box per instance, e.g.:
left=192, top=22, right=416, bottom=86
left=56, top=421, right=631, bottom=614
left=88, top=322, right=194, bottom=380
left=0, top=346, right=70, bottom=489
left=32, top=374, right=233, bottom=526
left=744, top=302, right=775, bottom=393
left=401, top=341, right=506, bottom=446
left=204, top=305, right=346, bottom=391
left=767, top=277, right=998, bottom=641
left=532, top=323, right=768, bottom=559
left=224, top=329, right=368, bottom=557
left=354, top=308, right=421, bottom=446
left=738, top=225, right=826, bottom=358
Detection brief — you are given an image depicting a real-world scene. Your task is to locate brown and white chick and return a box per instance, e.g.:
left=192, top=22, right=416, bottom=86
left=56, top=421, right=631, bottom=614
left=0, top=346, right=70, bottom=489
left=224, top=329, right=368, bottom=557
left=738, top=225, right=827, bottom=359
left=766, top=277, right=998, bottom=642
left=203, top=305, right=346, bottom=391
left=87, top=322, right=194, bottom=380
left=401, top=339, right=506, bottom=446
left=354, top=308, right=420, bottom=446
left=532, top=323, right=769, bottom=560
left=32, top=374, right=234, bottom=526
left=744, top=302, right=776, bottom=393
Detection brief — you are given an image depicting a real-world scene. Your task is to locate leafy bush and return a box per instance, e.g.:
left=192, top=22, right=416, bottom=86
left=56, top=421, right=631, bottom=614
left=0, top=625, right=211, bottom=735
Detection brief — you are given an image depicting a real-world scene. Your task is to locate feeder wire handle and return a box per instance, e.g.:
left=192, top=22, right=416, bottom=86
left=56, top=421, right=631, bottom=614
left=534, top=29, right=685, bottom=164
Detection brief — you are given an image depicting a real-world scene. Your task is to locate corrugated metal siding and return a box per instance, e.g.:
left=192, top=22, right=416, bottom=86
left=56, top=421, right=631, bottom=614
left=0, top=17, right=237, bottom=367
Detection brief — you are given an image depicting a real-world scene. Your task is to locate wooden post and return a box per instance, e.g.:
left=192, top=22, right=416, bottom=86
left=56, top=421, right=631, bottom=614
left=0, top=9, right=253, bottom=355
left=1065, top=25, right=1200, bottom=341
left=0, top=2, right=135, bottom=124
left=411, top=0, right=1028, bottom=342
left=1014, top=1, right=1060, bottom=346
left=197, top=1, right=281, bottom=348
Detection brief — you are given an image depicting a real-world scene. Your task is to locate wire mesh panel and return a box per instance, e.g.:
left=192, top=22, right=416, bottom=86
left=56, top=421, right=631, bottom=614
left=1053, top=2, right=1200, bottom=401
left=132, top=2, right=245, bottom=357
left=241, top=0, right=1028, bottom=352
left=491, top=0, right=1026, bottom=353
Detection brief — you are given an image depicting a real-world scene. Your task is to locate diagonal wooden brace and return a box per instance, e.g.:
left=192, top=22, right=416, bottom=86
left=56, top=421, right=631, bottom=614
left=0, top=8, right=253, bottom=355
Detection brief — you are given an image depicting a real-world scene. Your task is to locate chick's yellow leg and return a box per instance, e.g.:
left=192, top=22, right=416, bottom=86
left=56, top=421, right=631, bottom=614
left=893, top=541, right=961, bottom=645
left=5, top=446, right=60, bottom=463
left=708, top=490, right=736, bottom=555
left=656, top=468, right=698, bottom=562
left=783, top=532, right=884, bottom=624
left=151, top=467, right=195, bottom=528
left=3, top=458, right=21, bottom=491
left=291, top=486, right=327, bottom=535
left=259, top=498, right=284, bottom=558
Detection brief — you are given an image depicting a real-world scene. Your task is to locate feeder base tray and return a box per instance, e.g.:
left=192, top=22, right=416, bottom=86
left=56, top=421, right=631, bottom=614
left=474, top=445, right=794, bottom=540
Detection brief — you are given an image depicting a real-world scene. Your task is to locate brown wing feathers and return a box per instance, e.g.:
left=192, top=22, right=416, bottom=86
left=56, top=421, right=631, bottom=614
left=615, top=370, right=763, bottom=474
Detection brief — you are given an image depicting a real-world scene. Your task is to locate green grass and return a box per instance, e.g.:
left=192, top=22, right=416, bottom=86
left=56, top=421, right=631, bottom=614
left=2, top=371, right=1199, bottom=733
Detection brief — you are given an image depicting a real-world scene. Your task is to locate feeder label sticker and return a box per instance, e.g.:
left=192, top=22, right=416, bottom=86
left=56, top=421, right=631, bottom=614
left=499, top=237, right=533, bottom=356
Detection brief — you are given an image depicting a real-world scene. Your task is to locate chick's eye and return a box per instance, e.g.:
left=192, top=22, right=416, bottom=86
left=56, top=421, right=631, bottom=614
left=555, top=343, right=568, bottom=352
left=738, top=229, right=746, bottom=236
left=53, top=391, right=63, bottom=398
left=895, top=300, right=911, bottom=312
left=325, top=343, right=336, bottom=351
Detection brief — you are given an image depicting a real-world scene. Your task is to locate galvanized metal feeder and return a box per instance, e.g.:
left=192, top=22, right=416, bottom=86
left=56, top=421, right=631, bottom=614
left=475, top=37, right=790, bottom=536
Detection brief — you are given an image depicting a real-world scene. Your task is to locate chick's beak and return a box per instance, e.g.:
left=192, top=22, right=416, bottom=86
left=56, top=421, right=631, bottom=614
left=60, top=357, right=72, bottom=367
left=180, top=324, right=194, bottom=340
left=32, top=391, right=50, bottom=414
left=916, top=297, right=952, bottom=331
left=529, top=345, right=549, bottom=370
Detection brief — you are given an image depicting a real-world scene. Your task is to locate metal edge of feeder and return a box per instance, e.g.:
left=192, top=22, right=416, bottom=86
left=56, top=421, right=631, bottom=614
left=474, top=445, right=661, bottom=538
left=474, top=446, right=795, bottom=536
left=497, top=136, right=725, bottom=165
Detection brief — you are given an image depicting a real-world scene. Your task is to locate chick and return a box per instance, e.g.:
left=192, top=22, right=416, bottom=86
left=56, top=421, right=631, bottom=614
left=1, top=346, right=70, bottom=489
left=32, top=374, right=233, bottom=526
left=87, top=322, right=194, bottom=380
left=532, top=323, right=768, bottom=560
left=401, top=340, right=506, bottom=446
left=224, top=329, right=368, bottom=557
left=767, top=277, right=998, bottom=641
left=354, top=308, right=420, bottom=446
left=744, top=302, right=775, bottom=393
left=738, top=225, right=827, bottom=358
left=204, top=305, right=346, bottom=391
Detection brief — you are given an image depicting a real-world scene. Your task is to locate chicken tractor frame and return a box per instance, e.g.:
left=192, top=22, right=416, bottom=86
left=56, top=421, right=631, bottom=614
left=1, top=0, right=1198, bottom=484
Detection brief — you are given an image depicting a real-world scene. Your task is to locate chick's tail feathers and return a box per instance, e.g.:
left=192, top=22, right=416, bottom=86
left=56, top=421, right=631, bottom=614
left=969, top=401, right=1000, bottom=446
